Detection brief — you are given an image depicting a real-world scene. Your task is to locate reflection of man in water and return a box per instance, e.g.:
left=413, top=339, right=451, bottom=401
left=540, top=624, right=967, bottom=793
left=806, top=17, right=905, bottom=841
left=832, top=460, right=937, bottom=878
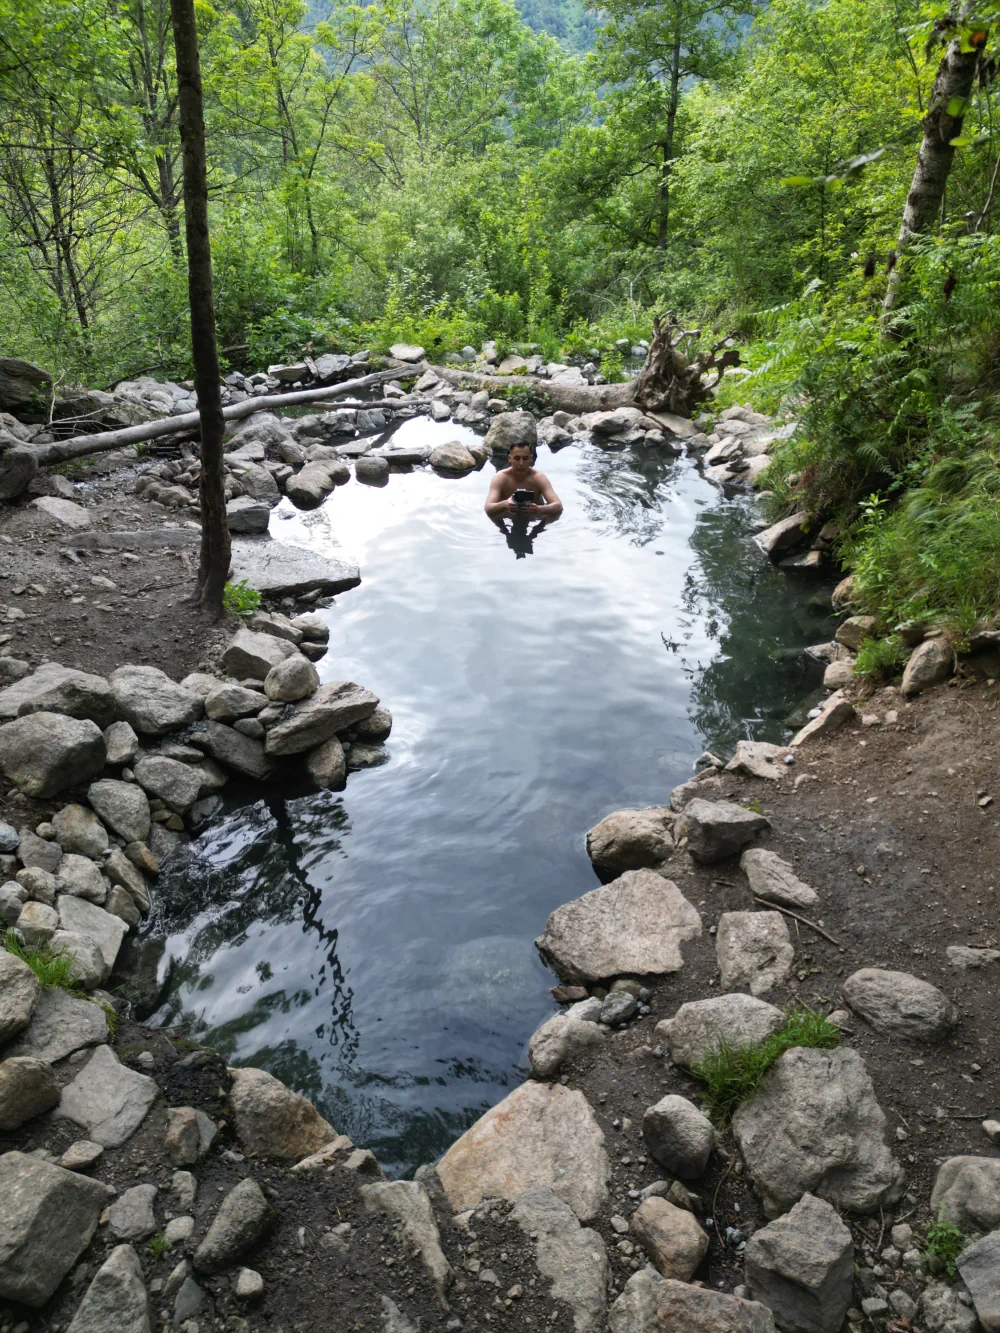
left=484, top=442, right=563, bottom=559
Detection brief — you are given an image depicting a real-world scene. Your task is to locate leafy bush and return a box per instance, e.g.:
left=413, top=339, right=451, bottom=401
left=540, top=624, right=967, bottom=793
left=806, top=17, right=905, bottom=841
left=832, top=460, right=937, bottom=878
left=4, top=930, right=76, bottom=989
left=223, top=580, right=262, bottom=616
left=854, top=635, right=907, bottom=679
left=924, top=1216, right=967, bottom=1277
left=691, top=1009, right=841, bottom=1124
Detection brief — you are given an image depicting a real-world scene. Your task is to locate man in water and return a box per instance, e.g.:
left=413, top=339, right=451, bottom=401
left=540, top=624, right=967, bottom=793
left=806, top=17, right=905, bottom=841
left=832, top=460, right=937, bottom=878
left=484, top=442, right=563, bottom=519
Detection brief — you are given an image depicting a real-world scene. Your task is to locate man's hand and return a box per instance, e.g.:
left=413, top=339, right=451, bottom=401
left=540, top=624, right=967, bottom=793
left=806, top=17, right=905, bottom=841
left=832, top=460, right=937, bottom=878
left=521, top=502, right=543, bottom=515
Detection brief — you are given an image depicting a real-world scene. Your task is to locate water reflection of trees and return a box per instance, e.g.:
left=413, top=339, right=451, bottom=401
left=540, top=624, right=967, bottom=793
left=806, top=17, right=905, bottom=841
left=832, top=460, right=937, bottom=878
left=680, top=490, right=835, bottom=754
left=574, top=447, right=682, bottom=545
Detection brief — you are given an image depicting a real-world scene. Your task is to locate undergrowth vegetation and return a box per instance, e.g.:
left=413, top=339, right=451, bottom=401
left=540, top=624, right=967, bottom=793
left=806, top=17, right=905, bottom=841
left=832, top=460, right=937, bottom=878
left=690, top=1009, right=841, bottom=1124
left=3, top=930, right=77, bottom=990
left=923, top=1216, right=968, bottom=1277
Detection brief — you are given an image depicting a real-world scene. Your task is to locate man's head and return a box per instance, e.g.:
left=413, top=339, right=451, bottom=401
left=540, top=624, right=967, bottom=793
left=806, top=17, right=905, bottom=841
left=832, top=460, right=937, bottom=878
left=508, top=442, right=536, bottom=476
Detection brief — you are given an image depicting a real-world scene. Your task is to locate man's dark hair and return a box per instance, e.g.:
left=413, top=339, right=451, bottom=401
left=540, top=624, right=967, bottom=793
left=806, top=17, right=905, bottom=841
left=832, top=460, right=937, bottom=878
left=508, top=441, right=536, bottom=461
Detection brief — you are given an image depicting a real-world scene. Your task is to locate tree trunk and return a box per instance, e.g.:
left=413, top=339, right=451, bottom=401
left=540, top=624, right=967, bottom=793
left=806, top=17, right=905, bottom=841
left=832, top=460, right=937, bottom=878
left=884, top=5, right=987, bottom=318
left=431, top=366, right=638, bottom=414
left=170, top=0, right=229, bottom=612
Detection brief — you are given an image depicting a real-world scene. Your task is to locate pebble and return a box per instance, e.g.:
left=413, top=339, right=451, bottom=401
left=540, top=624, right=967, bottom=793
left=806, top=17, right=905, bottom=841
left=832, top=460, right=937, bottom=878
left=861, top=1299, right=888, bottom=1317
left=234, top=1268, right=264, bottom=1301
left=610, top=1216, right=629, bottom=1234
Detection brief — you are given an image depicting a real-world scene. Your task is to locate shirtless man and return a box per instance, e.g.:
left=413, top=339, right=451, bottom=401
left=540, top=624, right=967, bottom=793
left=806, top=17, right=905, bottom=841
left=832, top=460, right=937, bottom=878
left=484, top=442, right=563, bottom=519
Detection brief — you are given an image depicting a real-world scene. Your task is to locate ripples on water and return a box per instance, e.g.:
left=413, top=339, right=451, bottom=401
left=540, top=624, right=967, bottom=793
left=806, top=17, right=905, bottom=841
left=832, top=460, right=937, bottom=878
left=143, top=416, right=835, bottom=1175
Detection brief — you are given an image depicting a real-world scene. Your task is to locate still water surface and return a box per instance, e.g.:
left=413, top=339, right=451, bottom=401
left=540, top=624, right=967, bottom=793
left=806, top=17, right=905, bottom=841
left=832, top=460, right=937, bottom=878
left=144, top=417, right=833, bottom=1175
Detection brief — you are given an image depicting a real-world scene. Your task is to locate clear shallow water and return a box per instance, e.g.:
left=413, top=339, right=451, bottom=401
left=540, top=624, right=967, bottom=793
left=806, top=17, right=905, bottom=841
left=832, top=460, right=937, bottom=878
left=142, top=418, right=834, bottom=1175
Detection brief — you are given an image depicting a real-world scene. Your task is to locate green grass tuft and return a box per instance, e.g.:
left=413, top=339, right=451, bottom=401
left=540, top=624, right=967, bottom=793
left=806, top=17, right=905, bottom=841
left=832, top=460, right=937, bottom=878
left=147, top=1232, right=169, bottom=1261
left=854, top=635, right=907, bottom=680
left=924, top=1215, right=968, bottom=1276
left=690, top=1009, right=842, bottom=1124
left=223, top=579, right=262, bottom=616
left=3, top=929, right=76, bottom=989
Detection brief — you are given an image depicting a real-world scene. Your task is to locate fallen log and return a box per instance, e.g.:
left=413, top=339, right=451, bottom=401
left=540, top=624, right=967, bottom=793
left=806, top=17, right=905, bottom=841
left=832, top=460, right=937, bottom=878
left=28, top=366, right=407, bottom=469
left=430, top=365, right=636, bottom=415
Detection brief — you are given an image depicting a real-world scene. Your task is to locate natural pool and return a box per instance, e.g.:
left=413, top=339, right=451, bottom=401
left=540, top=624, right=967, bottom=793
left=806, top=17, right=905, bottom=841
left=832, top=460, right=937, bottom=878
left=141, top=415, right=834, bottom=1176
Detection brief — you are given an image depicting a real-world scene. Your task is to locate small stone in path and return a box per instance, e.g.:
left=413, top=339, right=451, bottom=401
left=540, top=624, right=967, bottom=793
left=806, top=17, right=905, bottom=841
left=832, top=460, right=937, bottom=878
left=740, top=848, right=819, bottom=911
left=841, top=968, right=958, bottom=1040
left=60, top=1140, right=104, bottom=1171
left=235, top=1268, right=265, bottom=1301
left=108, top=1183, right=158, bottom=1242
left=193, top=1177, right=273, bottom=1274
left=656, top=1278, right=776, bottom=1332
left=642, top=1095, right=715, bottom=1179
left=631, top=1197, right=709, bottom=1281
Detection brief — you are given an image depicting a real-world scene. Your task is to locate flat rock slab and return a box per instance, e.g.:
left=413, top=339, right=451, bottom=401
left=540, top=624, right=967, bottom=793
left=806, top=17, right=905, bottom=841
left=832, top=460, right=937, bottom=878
left=0, top=662, right=114, bottom=725
left=536, top=868, right=701, bottom=984
left=655, top=994, right=784, bottom=1070
left=726, top=741, right=792, bottom=782
left=6, top=985, right=108, bottom=1063
left=0, top=1151, right=109, bottom=1307
left=717, top=911, right=794, bottom=997
left=733, top=1046, right=904, bottom=1217
left=510, top=1187, right=609, bottom=1333
left=657, top=1279, right=776, bottom=1333
left=436, top=1082, right=609, bottom=1221
left=842, top=968, right=958, bottom=1041
left=57, top=895, right=128, bottom=977
left=230, top=537, right=360, bottom=596
left=31, top=495, right=91, bottom=529
left=66, top=1243, right=151, bottom=1333
left=56, top=1043, right=158, bottom=1147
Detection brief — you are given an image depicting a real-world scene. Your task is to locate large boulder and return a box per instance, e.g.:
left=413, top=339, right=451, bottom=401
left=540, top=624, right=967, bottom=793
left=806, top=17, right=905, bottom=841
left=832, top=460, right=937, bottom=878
left=0, top=438, right=39, bottom=501
left=57, top=852, right=107, bottom=903
left=56, top=1044, right=157, bottom=1147
left=109, top=665, right=202, bottom=735
left=264, top=680, right=378, bottom=756
left=66, top=1243, right=151, bottom=1333
left=0, top=1056, right=60, bottom=1130
left=510, top=1187, right=609, bottom=1333
left=389, top=342, right=425, bottom=363
left=133, top=754, right=203, bottom=812
left=744, top=1193, right=854, bottom=1333
left=0, top=357, right=52, bottom=415
left=535, top=869, right=701, bottom=984
left=726, top=741, right=792, bottom=782
left=222, top=628, right=299, bottom=680
left=732, top=1046, right=904, bottom=1217
left=15, top=826, right=63, bottom=872
left=0, top=712, right=106, bottom=797
left=429, top=441, right=477, bottom=472
left=484, top=411, right=538, bottom=453
left=87, top=778, right=151, bottom=843
left=956, top=1230, right=1000, bottom=1333
left=656, top=1280, right=776, bottom=1333
left=930, top=1157, right=1000, bottom=1232
left=630, top=1197, right=709, bottom=1281
left=6, top=985, right=108, bottom=1063
left=0, top=1151, right=108, bottom=1307
left=717, top=911, right=794, bottom=997
left=52, top=804, right=109, bottom=859
left=0, top=949, right=40, bottom=1042
left=901, top=637, right=953, bottom=696
left=436, top=1081, right=609, bottom=1221
left=226, top=495, right=271, bottom=534
left=190, top=721, right=273, bottom=780
left=264, top=654, right=319, bottom=702
left=286, top=462, right=339, bottom=509
left=756, top=511, right=810, bottom=558
left=681, top=799, right=770, bottom=863
left=0, top=662, right=114, bottom=726
left=55, top=896, right=128, bottom=978
left=585, top=807, right=674, bottom=876
left=740, top=849, right=818, bottom=911
left=841, top=968, right=958, bottom=1040
left=655, top=995, right=784, bottom=1070
left=527, top=1011, right=606, bottom=1078
left=642, top=1095, right=715, bottom=1179
left=228, top=1066, right=337, bottom=1160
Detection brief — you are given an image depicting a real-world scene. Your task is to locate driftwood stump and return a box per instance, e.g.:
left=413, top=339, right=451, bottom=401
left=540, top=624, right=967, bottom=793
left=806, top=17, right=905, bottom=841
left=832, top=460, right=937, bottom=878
left=633, top=314, right=740, bottom=416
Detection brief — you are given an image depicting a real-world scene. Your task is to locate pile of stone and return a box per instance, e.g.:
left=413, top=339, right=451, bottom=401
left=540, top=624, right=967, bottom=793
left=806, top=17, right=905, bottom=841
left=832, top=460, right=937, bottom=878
left=689, top=405, right=799, bottom=491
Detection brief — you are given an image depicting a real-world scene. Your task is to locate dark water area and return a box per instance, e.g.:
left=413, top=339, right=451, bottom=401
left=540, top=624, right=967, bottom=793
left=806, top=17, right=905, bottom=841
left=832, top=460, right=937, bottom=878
left=142, top=417, right=835, bottom=1176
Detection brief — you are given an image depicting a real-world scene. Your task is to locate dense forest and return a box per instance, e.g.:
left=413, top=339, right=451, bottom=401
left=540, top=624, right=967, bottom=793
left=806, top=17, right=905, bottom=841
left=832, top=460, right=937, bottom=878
left=2, top=0, right=1000, bottom=646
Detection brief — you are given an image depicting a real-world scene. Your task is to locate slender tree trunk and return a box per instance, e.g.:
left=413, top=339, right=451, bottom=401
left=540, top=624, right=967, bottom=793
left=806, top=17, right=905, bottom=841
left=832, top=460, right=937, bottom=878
left=657, top=16, right=683, bottom=249
left=169, top=0, right=230, bottom=612
left=884, top=4, right=987, bottom=318
left=156, top=151, right=184, bottom=259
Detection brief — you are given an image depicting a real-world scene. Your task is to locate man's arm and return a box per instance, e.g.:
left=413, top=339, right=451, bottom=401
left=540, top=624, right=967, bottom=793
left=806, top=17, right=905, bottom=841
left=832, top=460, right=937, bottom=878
left=526, top=473, right=563, bottom=518
left=485, top=472, right=515, bottom=516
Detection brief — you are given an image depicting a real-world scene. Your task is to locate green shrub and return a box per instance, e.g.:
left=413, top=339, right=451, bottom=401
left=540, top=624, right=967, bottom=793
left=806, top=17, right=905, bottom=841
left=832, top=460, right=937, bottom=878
left=223, top=580, right=262, bottom=616
left=924, top=1216, right=967, bottom=1277
left=853, top=635, right=907, bottom=680
left=3, top=930, right=76, bottom=989
left=691, top=1010, right=842, bottom=1124
left=147, top=1232, right=169, bottom=1261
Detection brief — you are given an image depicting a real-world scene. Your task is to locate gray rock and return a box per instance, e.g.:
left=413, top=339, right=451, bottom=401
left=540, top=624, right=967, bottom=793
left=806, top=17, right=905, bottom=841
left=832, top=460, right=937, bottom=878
left=655, top=995, right=784, bottom=1070
left=230, top=536, right=360, bottom=597
left=0, top=1055, right=61, bottom=1130
left=389, top=342, right=424, bottom=362
left=0, top=820, right=18, bottom=852
left=133, top=754, right=203, bottom=812
left=289, top=612, right=329, bottom=642
left=0, top=1151, right=108, bottom=1307
left=58, top=852, right=108, bottom=903
left=600, top=990, right=638, bottom=1025
left=285, top=462, right=339, bottom=508
left=6, top=985, right=108, bottom=1063
left=305, top=736, right=346, bottom=790
left=586, top=807, right=675, bottom=875
left=228, top=1065, right=337, bottom=1160
left=345, top=741, right=387, bottom=770
left=790, top=691, right=855, bottom=746
left=630, top=1197, right=709, bottom=1280
left=682, top=799, right=770, bottom=863
left=15, top=864, right=56, bottom=904
left=0, top=662, right=114, bottom=726
left=109, top=1183, right=158, bottom=1241
left=171, top=1172, right=198, bottom=1212
left=103, top=719, right=139, bottom=765
left=356, top=455, right=389, bottom=483
left=204, top=683, right=264, bottom=721
left=17, top=899, right=59, bottom=944
left=536, top=869, right=701, bottom=984
left=510, top=1186, right=609, bottom=1333
left=104, top=847, right=150, bottom=912
left=57, top=895, right=128, bottom=976
left=32, top=494, right=93, bottom=528
left=670, top=774, right=723, bottom=812
left=921, top=1280, right=980, bottom=1333
left=740, top=849, right=819, bottom=911
left=655, top=1280, right=776, bottom=1333
left=0, top=881, right=24, bottom=922
left=265, top=679, right=378, bottom=756
left=354, top=704, right=392, bottom=741
left=429, top=440, right=476, bottom=471
left=173, top=1274, right=205, bottom=1321
left=717, top=911, right=793, bottom=997
left=105, top=885, right=139, bottom=925
left=164, top=1106, right=218, bottom=1165
left=222, top=627, right=299, bottom=680
left=16, top=826, right=64, bottom=872
left=842, top=969, right=958, bottom=1040
left=49, top=930, right=106, bottom=988
left=264, top=654, right=319, bottom=702
left=956, top=1229, right=1000, bottom=1332
left=361, top=1181, right=451, bottom=1301
left=436, top=1081, right=609, bottom=1221
left=381, top=1295, right=419, bottom=1333
left=190, top=720, right=273, bottom=780
left=51, top=804, right=109, bottom=859
left=87, top=778, right=151, bottom=842
left=642, top=1095, right=715, bottom=1178
left=725, top=741, right=793, bottom=782
left=60, top=1140, right=104, bottom=1171
left=901, top=638, right=953, bottom=696
left=56, top=1043, right=157, bottom=1146
left=0, top=711, right=106, bottom=797
left=66, top=1243, right=151, bottom=1333
left=930, top=1157, right=1000, bottom=1232
left=528, top=1012, right=606, bottom=1078
left=608, top=1268, right=667, bottom=1333
left=235, top=1267, right=265, bottom=1301
left=227, top=495, right=271, bottom=533
left=164, top=1214, right=195, bottom=1246
left=484, top=410, right=538, bottom=452
left=756, top=511, right=810, bottom=558
left=193, top=1177, right=273, bottom=1273
left=109, top=665, right=202, bottom=735
left=732, top=1046, right=904, bottom=1217
left=744, top=1193, right=854, bottom=1333
left=947, top=945, right=1000, bottom=968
